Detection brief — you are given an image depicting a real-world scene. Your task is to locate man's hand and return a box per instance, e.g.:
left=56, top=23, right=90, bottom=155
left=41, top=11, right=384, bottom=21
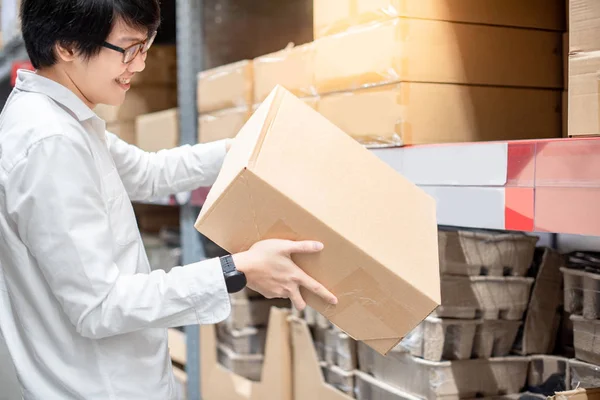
left=232, top=239, right=337, bottom=311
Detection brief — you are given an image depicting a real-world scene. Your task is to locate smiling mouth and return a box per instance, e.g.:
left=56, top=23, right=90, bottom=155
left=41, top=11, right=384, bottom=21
left=116, top=77, right=131, bottom=85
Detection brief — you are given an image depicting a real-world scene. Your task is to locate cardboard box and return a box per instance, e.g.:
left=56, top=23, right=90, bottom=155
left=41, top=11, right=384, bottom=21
left=95, top=87, right=177, bottom=123
left=290, top=316, right=354, bottom=400
left=200, top=307, right=291, bottom=400
left=131, top=45, right=177, bottom=86
left=552, top=388, right=600, bottom=400
left=314, top=18, right=563, bottom=95
left=106, top=121, right=136, bottom=145
left=194, top=86, right=440, bottom=355
left=568, top=52, right=600, bottom=137
left=569, top=0, right=600, bottom=53
left=168, top=329, right=186, bottom=365
left=135, top=108, right=179, bottom=152
left=198, top=106, right=250, bottom=144
left=563, top=91, right=569, bottom=138
left=314, top=0, right=566, bottom=39
left=253, top=43, right=316, bottom=103
left=318, top=83, right=562, bottom=146
left=197, top=60, right=253, bottom=113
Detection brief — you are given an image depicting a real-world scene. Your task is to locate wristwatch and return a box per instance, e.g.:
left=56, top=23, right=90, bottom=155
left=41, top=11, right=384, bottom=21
left=220, top=255, right=247, bottom=293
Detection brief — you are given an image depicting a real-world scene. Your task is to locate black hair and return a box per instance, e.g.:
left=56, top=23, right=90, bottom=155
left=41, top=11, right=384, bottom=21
left=21, top=0, right=161, bottom=69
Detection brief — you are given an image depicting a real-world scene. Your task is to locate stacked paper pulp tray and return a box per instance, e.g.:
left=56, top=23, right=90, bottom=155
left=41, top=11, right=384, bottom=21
left=526, top=355, right=570, bottom=396
left=225, top=296, right=291, bottom=330
left=561, top=267, right=600, bottom=320
left=217, top=343, right=263, bottom=382
left=570, top=315, right=600, bottom=366
left=216, top=324, right=267, bottom=355
left=358, top=343, right=530, bottom=399
left=569, top=358, right=600, bottom=389
left=400, top=317, right=521, bottom=361
left=433, top=276, right=535, bottom=320
left=438, top=229, right=538, bottom=277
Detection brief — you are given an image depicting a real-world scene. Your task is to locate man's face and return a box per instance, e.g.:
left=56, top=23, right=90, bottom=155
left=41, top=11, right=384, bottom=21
left=70, top=19, right=148, bottom=107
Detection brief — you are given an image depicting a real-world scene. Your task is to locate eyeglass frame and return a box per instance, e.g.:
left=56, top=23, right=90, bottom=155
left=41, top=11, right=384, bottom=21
left=102, top=31, right=157, bottom=64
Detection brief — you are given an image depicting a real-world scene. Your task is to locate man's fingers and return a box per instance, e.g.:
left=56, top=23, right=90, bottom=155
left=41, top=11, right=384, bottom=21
left=289, top=286, right=307, bottom=311
left=286, top=240, right=324, bottom=255
left=297, top=271, right=338, bottom=305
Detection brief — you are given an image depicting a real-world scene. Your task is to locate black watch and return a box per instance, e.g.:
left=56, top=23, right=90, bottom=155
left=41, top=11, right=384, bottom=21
left=220, top=255, right=247, bottom=294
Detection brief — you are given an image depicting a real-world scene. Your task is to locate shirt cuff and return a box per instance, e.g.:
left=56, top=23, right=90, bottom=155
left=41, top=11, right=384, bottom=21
left=186, top=257, right=231, bottom=325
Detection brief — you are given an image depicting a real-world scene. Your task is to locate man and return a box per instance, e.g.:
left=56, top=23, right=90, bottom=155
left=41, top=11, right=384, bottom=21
left=0, top=0, right=337, bottom=399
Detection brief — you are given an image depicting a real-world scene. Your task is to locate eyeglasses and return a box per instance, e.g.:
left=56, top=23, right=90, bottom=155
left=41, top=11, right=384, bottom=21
left=102, top=31, right=157, bottom=64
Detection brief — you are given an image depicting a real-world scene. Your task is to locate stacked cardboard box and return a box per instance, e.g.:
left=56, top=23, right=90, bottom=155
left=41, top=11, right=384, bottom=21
left=196, top=60, right=253, bottom=144
left=568, top=0, right=600, bottom=137
left=310, top=0, right=565, bottom=146
left=98, top=45, right=178, bottom=146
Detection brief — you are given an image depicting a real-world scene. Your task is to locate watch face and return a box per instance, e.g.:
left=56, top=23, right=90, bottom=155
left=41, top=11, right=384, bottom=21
left=226, top=272, right=247, bottom=293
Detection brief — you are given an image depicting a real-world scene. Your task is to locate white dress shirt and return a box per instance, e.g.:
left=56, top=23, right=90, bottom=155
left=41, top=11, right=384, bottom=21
left=0, top=70, right=231, bottom=399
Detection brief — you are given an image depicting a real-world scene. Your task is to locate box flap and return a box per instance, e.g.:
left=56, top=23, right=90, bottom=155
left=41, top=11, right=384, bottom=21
left=552, top=388, right=600, bottom=399
left=201, top=307, right=292, bottom=400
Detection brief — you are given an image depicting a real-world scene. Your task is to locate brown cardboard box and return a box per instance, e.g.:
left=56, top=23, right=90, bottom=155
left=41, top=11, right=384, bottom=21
left=563, top=91, right=569, bottom=138
left=314, top=0, right=566, bottom=39
left=95, top=87, right=177, bottom=123
left=253, top=43, right=316, bottom=103
left=290, top=316, right=354, bottom=400
left=314, top=18, right=563, bottom=95
left=318, top=83, right=562, bottom=146
left=135, top=108, right=179, bottom=152
left=552, top=388, right=600, bottom=400
left=568, top=52, right=600, bottom=137
left=569, top=0, right=600, bottom=53
left=131, top=45, right=177, bottom=87
left=167, top=329, right=186, bottom=365
left=194, top=86, right=440, bottom=355
left=106, top=121, right=136, bottom=145
left=197, top=60, right=253, bottom=113
left=198, top=107, right=251, bottom=144
left=200, top=307, right=291, bottom=400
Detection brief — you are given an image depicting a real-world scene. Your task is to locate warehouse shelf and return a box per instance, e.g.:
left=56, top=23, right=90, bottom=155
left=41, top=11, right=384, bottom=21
left=373, top=137, right=600, bottom=236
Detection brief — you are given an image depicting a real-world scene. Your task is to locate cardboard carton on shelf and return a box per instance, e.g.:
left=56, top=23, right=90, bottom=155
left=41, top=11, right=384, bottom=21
left=197, top=60, right=253, bottom=113
left=94, top=86, right=177, bottom=123
left=135, top=108, right=179, bottom=152
left=318, top=83, right=562, bottom=146
left=106, top=121, right=136, bottom=145
left=314, top=18, right=563, bottom=95
left=253, top=42, right=316, bottom=103
left=197, top=106, right=251, bottom=144
left=194, top=86, right=440, bottom=355
left=568, top=52, right=600, bottom=137
left=313, top=0, right=566, bottom=39
left=201, top=307, right=292, bottom=400
left=569, top=0, right=600, bottom=54
left=131, top=45, right=177, bottom=87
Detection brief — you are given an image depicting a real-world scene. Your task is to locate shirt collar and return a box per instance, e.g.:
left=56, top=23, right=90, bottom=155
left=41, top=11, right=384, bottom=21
left=15, top=69, right=97, bottom=122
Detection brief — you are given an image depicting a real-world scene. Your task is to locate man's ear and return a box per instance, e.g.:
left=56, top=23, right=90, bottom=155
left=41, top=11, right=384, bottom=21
left=55, top=42, right=77, bottom=63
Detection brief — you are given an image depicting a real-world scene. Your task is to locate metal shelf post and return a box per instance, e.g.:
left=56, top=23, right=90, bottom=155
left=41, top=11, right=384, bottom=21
left=176, top=0, right=204, bottom=399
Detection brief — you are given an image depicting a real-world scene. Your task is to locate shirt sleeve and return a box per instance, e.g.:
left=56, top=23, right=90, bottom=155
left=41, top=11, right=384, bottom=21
left=106, top=132, right=228, bottom=201
left=5, top=134, right=230, bottom=339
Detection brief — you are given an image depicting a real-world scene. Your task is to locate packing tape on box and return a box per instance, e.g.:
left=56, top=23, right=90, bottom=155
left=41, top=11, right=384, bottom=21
left=316, top=0, right=403, bottom=38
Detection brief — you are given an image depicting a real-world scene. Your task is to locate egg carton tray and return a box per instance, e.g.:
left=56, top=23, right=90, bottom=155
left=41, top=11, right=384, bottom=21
left=354, top=371, right=421, bottom=400
left=322, top=326, right=358, bottom=371
left=358, top=342, right=530, bottom=399
left=569, top=358, right=600, bottom=390
left=432, top=276, right=534, bottom=320
left=223, top=297, right=291, bottom=330
left=438, top=229, right=538, bottom=277
left=324, top=364, right=355, bottom=398
left=399, top=317, right=519, bottom=361
left=561, top=267, right=600, bottom=320
left=216, top=324, right=267, bottom=355
left=526, top=355, right=570, bottom=396
left=571, top=315, right=600, bottom=366
left=217, top=343, right=264, bottom=382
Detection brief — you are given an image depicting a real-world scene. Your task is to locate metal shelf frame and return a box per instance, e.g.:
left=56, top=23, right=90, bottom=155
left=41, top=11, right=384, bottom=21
left=176, top=0, right=205, bottom=398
